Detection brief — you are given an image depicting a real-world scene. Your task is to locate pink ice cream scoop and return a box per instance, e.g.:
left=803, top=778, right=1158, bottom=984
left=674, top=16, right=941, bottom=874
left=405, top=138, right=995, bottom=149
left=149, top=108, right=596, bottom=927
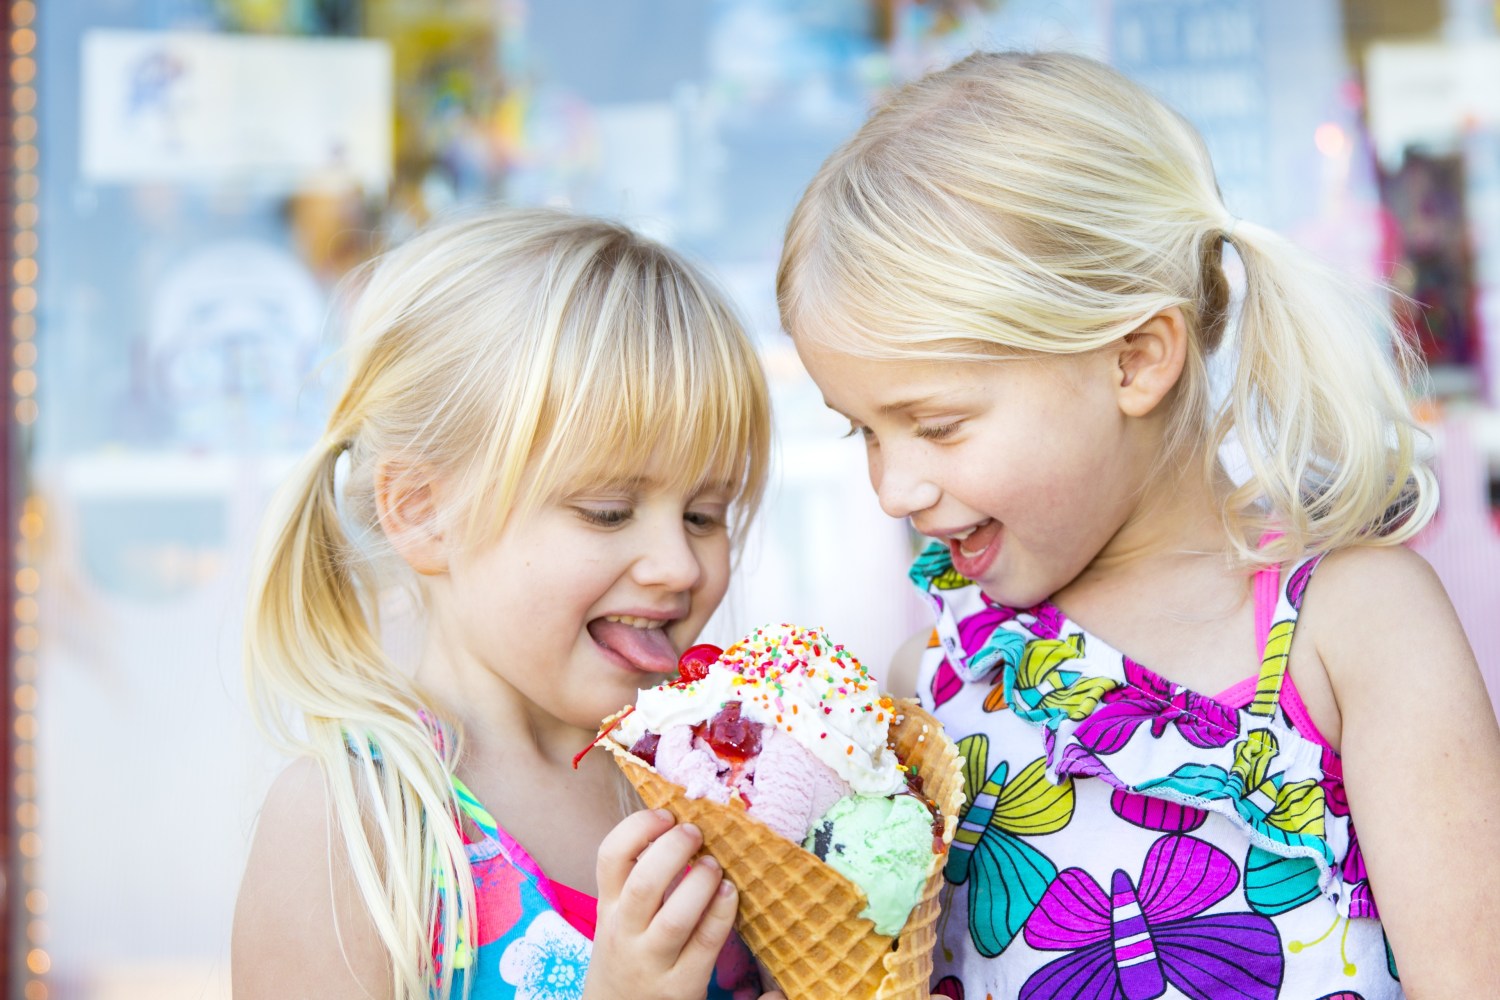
left=652, top=724, right=735, bottom=804
left=646, top=716, right=850, bottom=842
left=746, top=725, right=851, bottom=842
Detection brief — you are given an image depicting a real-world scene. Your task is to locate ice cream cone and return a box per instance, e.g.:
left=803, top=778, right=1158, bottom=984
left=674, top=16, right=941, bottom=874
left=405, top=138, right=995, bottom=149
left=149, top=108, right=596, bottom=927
left=603, top=699, right=965, bottom=1000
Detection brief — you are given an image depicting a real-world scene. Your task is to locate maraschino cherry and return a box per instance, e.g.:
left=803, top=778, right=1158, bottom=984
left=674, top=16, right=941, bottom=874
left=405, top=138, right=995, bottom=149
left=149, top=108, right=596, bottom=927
left=676, top=643, right=722, bottom=683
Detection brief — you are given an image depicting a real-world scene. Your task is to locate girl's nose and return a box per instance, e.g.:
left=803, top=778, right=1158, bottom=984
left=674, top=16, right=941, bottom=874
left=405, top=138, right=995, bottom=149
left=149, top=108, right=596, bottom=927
left=872, top=449, right=941, bottom=519
left=632, top=524, right=704, bottom=592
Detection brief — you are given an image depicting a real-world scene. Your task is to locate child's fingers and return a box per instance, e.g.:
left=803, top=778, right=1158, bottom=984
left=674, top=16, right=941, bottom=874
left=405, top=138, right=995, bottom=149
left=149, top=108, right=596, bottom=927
left=596, top=809, right=674, bottom=901
left=649, top=853, right=725, bottom=946
left=613, top=822, right=704, bottom=935
left=673, top=868, right=740, bottom=975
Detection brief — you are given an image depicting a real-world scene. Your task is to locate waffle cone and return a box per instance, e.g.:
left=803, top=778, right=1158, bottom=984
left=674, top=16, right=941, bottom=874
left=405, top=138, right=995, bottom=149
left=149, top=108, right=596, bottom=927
left=603, top=700, right=964, bottom=1000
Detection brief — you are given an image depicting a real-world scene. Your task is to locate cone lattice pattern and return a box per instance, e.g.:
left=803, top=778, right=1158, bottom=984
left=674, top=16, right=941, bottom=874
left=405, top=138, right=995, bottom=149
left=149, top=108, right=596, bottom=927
left=604, top=700, right=965, bottom=1000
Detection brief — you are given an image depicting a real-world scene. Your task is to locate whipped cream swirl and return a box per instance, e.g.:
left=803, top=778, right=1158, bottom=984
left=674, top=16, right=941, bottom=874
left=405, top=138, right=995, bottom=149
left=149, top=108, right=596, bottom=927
left=613, top=623, right=905, bottom=796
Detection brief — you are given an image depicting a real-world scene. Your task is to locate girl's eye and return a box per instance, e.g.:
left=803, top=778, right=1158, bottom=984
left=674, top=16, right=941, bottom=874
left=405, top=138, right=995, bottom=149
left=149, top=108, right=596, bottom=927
left=842, top=422, right=874, bottom=442
left=575, top=506, right=632, bottom=527
left=914, top=421, right=960, bottom=441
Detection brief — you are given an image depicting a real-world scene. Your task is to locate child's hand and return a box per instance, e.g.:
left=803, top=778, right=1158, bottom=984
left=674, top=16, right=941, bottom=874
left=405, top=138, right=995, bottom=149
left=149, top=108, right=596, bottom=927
left=586, top=809, right=741, bottom=1000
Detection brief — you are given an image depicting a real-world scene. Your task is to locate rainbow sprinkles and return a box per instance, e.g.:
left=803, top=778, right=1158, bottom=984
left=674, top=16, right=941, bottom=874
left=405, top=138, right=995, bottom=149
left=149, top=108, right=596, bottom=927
left=613, top=623, right=907, bottom=797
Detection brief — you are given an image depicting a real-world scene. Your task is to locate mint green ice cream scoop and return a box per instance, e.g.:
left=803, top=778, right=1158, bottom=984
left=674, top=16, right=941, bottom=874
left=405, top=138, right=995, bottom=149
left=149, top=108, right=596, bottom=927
left=803, top=792, right=935, bottom=935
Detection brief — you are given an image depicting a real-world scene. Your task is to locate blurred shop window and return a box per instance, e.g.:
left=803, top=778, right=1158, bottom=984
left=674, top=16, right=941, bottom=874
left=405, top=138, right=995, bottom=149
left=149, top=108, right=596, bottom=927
left=1353, top=0, right=1500, bottom=718
left=27, top=5, right=907, bottom=999
left=1380, top=151, right=1480, bottom=375
left=18, top=3, right=1500, bottom=999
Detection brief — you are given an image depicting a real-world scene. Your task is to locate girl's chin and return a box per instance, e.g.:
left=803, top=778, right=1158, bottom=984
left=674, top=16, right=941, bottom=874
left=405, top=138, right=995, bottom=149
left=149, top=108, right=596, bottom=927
left=977, top=574, right=1051, bottom=611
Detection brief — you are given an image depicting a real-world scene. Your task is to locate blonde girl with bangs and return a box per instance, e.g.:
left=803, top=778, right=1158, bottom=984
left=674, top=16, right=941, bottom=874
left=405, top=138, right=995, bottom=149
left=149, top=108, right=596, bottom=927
left=232, top=207, right=786, bottom=1000
left=779, top=51, right=1500, bottom=998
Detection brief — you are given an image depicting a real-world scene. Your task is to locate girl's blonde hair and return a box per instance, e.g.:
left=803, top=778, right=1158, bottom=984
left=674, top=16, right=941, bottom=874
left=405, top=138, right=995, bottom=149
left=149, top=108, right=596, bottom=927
left=246, top=206, right=771, bottom=997
left=778, top=51, right=1434, bottom=565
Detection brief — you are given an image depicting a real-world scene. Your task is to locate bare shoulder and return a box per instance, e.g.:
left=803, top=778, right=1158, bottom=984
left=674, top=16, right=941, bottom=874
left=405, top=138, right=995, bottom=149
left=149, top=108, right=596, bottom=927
left=885, top=627, right=934, bottom=699
left=1303, top=543, right=1498, bottom=745
left=1306, top=542, right=1447, bottom=611
left=1303, top=547, right=1500, bottom=991
left=232, top=757, right=392, bottom=999
left=1302, top=544, right=1468, bottom=686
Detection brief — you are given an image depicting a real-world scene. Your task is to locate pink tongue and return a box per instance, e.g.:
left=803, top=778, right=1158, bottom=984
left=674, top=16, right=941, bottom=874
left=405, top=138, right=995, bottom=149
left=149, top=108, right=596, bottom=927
left=588, top=619, right=678, bottom=674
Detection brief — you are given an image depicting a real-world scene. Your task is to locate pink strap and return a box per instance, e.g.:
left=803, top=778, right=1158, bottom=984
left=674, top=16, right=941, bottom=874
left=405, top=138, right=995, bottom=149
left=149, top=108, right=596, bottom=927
left=1253, top=565, right=1279, bottom=659
left=547, top=879, right=599, bottom=939
left=1253, top=530, right=1284, bottom=659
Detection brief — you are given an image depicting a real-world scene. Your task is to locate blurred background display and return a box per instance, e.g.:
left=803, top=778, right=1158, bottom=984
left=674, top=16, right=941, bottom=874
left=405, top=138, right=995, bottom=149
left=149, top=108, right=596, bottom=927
left=5, top=1, right=1500, bottom=996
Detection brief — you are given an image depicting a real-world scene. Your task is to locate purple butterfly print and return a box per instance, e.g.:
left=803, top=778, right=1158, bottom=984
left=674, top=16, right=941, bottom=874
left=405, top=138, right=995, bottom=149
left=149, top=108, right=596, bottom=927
left=989, top=600, right=1066, bottom=640
left=1341, top=820, right=1382, bottom=920
left=1053, top=741, right=1209, bottom=833
left=933, top=976, right=964, bottom=999
left=1053, top=738, right=1208, bottom=834
left=1072, top=659, right=1238, bottom=756
left=958, top=596, right=1064, bottom=651
left=1319, top=745, right=1350, bottom=817
left=1111, top=790, right=1207, bottom=833
left=1052, top=737, right=1120, bottom=785
left=1314, top=745, right=1379, bottom=918
left=1286, top=556, right=1324, bottom=611
left=931, top=656, right=963, bottom=708
left=1020, top=834, right=1283, bottom=1000
left=955, top=599, right=1021, bottom=661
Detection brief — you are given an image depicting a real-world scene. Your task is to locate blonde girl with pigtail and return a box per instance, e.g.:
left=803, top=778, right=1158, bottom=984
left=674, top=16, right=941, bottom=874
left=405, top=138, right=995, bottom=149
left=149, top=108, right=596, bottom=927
left=232, top=207, right=786, bottom=1000
left=779, top=51, right=1500, bottom=998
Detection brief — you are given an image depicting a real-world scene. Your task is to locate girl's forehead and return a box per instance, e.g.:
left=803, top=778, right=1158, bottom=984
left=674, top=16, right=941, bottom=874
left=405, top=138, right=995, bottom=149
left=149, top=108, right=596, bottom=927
left=795, top=337, right=1093, bottom=416
left=797, top=338, right=988, bottom=392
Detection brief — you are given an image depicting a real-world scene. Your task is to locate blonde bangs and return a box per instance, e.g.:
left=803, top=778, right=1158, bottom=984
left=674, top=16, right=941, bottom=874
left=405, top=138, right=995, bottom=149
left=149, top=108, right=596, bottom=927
left=464, top=227, right=771, bottom=543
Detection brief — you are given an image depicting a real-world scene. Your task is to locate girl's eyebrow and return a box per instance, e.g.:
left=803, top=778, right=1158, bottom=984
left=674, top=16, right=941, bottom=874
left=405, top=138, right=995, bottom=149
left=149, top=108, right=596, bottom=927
left=878, top=393, right=942, bottom=415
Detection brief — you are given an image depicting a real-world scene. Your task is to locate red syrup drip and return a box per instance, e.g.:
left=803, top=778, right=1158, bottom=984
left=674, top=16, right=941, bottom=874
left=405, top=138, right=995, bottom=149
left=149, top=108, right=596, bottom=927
left=572, top=706, right=634, bottom=769
left=571, top=643, right=725, bottom=768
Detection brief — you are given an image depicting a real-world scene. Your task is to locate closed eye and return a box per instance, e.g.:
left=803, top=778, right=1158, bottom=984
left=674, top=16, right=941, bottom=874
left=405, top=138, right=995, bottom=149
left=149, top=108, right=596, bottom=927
left=842, top=422, right=873, bottom=441
left=914, top=421, right=960, bottom=441
left=574, top=506, right=632, bottom=527
left=685, top=509, right=725, bottom=533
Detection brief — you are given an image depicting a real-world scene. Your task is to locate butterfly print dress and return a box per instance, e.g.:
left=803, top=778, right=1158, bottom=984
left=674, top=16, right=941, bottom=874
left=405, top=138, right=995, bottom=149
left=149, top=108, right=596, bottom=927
left=912, top=543, right=1403, bottom=1000
left=412, top=717, right=762, bottom=1000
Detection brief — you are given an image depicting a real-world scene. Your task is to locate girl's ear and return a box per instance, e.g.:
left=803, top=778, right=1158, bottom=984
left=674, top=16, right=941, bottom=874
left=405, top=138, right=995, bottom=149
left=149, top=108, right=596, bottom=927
left=1114, top=307, right=1189, bottom=418
left=375, top=462, right=449, bottom=575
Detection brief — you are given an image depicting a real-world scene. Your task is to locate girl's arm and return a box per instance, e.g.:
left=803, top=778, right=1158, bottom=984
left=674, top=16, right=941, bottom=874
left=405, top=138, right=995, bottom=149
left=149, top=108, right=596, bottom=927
left=1312, top=545, right=1500, bottom=994
left=232, top=758, right=392, bottom=999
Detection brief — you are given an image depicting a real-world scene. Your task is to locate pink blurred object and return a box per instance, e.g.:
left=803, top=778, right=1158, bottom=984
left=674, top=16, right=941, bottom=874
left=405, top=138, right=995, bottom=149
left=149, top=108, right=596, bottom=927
left=654, top=725, right=732, bottom=804
left=1410, top=415, right=1500, bottom=722
left=746, top=726, right=852, bottom=842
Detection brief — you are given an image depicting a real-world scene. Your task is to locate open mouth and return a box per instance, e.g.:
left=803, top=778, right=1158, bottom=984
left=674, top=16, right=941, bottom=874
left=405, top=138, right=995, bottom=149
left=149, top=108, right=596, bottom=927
left=946, top=518, right=1002, bottom=578
left=587, top=615, right=679, bottom=674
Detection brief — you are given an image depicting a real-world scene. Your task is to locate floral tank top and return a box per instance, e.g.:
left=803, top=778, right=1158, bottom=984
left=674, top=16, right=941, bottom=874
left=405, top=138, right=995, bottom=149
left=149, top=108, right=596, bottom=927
left=909, top=541, right=1403, bottom=1000
left=431, top=751, right=761, bottom=998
